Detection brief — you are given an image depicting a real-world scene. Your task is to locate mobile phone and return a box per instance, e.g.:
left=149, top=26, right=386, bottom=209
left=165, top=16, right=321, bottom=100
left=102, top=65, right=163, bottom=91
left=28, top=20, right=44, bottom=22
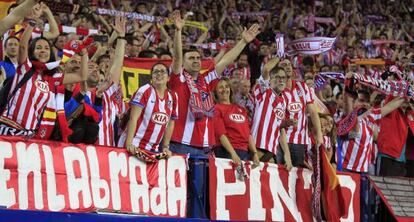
left=92, top=35, right=109, bottom=43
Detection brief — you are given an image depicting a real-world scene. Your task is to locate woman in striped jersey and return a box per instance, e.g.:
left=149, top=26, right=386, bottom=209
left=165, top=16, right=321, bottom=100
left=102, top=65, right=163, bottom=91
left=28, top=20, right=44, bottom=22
left=118, top=63, right=177, bottom=157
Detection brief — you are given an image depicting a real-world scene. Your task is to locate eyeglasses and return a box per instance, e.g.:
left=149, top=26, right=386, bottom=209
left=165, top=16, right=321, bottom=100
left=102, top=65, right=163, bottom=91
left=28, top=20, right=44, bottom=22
left=152, top=69, right=168, bottom=75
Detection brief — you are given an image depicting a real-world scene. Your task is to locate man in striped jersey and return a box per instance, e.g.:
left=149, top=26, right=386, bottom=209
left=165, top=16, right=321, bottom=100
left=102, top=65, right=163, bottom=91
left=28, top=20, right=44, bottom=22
left=277, top=58, right=324, bottom=167
left=251, top=57, right=292, bottom=170
left=168, top=19, right=261, bottom=156
left=340, top=73, right=406, bottom=173
left=95, top=17, right=127, bottom=147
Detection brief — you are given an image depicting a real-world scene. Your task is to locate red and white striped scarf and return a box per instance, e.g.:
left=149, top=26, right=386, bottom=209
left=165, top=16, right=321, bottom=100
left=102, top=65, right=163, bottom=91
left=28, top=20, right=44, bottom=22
left=182, top=69, right=215, bottom=119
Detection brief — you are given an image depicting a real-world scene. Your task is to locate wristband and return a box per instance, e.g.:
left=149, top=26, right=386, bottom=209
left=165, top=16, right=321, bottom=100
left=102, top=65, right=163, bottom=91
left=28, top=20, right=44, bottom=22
left=27, top=19, right=37, bottom=27
left=116, top=36, right=126, bottom=41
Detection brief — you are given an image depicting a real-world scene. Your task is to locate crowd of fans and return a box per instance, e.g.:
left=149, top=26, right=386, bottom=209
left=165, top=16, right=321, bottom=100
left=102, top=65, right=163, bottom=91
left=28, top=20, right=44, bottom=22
left=0, top=0, right=414, bottom=184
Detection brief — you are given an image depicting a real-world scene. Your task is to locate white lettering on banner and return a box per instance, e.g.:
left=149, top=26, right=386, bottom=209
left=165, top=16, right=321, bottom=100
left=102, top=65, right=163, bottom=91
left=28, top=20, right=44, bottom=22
left=108, top=151, right=128, bottom=211
left=268, top=166, right=303, bottom=222
left=64, top=146, right=92, bottom=209
left=0, top=137, right=188, bottom=217
left=43, top=145, right=65, bottom=211
left=210, top=158, right=360, bottom=221
left=247, top=164, right=266, bottom=221
left=166, top=156, right=187, bottom=217
left=129, top=156, right=150, bottom=213
left=339, top=175, right=356, bottom=222
left=0, top=141, right=15, bottom=207
left=86, top=146, right=110, bottom=209
left=150, top=160, right=167, bottom=215
left=16, top=142, right=43, bottom=210
left=216, top=158, right=247, bottom=220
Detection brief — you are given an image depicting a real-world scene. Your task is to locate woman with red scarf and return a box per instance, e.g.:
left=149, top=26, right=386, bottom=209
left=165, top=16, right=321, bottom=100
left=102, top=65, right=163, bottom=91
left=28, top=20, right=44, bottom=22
left=213, top=78, right=260, bottom=167
left=0, top=3, right=86, bottom=138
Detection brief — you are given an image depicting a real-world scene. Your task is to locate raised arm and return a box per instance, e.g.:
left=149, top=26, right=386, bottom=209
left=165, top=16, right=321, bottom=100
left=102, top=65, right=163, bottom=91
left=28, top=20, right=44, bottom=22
left=381, top=97, right=405, bottom=117
left=262, top=57, right=281, bottom=80
left=215, top=24, right=260, bottom=75
left=171, top=10, right=184, bottom=74
left=18, top=20, right=35, bottom=64
left=109, top=17, right=126, bottom=85
left=0, top=0, right=38, bottom=36
left=63, top=45, right=88, bottom=84
left=41, top=3, right=59, bottom=40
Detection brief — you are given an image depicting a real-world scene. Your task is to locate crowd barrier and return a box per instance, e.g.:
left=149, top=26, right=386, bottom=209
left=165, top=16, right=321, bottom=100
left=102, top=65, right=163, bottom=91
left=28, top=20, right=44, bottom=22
left=0, top=136, right=405, bottom=221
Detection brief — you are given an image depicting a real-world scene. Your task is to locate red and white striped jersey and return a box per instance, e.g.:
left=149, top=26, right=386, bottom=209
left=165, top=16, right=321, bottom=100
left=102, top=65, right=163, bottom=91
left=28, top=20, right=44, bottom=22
left=0, top=59, right=63, bottom=131
left=341, top=108, right=381, bottom=173
left=169, top=68, right=219, bottom=148
left=251, top=76, right=288, bottom=154
left=118, top=84, right=178, bottom=151
left=97, top=83, right=126, bottom=147
left=283, top=80, right=316, bottom=145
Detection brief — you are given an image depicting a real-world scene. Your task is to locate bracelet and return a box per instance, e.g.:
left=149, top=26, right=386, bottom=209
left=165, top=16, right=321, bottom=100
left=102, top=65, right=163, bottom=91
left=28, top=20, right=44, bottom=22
left=116, top=36, right=126, bottom=41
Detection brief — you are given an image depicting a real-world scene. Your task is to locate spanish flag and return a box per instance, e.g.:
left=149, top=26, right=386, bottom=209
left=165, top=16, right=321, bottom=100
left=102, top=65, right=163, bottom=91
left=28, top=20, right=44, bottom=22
left=321, top=146, right=346, bottom=221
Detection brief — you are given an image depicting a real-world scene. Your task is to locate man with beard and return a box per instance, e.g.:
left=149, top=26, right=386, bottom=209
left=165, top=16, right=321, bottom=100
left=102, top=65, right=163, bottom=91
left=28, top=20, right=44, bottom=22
left=59, top=60, right=106, bottom=144
left=250, top=57, right=292, bottom=169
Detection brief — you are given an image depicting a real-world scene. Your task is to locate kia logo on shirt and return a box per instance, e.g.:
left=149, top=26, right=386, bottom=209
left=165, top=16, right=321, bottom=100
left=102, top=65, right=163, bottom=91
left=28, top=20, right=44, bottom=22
left=34, top=80, right=49, bottom=93
left=273, top=108, right=285, bottom=119
left=288, top=102, right=302, bottom=113
left=229, top=114, right=245, bottom=123
left=151, top=112, right=169, bottom=125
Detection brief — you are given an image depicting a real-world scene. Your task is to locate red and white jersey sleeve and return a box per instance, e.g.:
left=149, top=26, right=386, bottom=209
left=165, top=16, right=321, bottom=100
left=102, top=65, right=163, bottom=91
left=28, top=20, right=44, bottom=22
left=118, top=84, right=178, bottom=151
left=341, top=108, right=381, bottom=173
left=251, top=76, right=288, bottom=154
left=97, top=83, right=125, bottom=147
left=168, top=68, right=219, bottom=148
left=0, top=59, right=61, bottom=131
left=283, top=80, right=315, bottom=145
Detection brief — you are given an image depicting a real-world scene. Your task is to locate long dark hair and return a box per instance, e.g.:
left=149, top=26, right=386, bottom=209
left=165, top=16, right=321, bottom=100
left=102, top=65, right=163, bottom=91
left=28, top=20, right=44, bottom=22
left=28, top=37, right=56, bottom=63
left=28, top=37, right=58, bottom=74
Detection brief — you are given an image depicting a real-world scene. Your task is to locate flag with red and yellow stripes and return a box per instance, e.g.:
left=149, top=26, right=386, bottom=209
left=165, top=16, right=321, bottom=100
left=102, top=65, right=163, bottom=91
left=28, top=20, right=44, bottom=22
left=121, top=57, right=214, bottom=100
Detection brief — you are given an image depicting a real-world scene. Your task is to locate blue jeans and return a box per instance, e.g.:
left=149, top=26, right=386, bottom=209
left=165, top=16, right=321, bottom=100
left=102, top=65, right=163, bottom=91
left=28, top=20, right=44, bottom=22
left=214, top=147, right=251, bottom=160
left=169, top=142, right=209, bottom=158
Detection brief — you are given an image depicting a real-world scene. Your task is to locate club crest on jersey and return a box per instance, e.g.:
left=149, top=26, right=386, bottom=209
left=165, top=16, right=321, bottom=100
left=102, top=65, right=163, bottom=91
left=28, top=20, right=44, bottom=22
left=167, top=100, right=173, bottom=109
left=273, top=108, right=285, bottom=119
left=288, top=102, right=302, bottom=113
left=151, top=112, right=169, bottom=125
left=229, top=113, right=245, bottom=123
left=34, top=80, right=49, bottom=93
left=201, top=92, right=209, bottom=101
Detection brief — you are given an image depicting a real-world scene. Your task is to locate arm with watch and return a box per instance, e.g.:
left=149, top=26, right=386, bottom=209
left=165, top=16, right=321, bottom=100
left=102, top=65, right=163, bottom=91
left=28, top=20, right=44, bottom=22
left=108, top=16, right=126, bottom=85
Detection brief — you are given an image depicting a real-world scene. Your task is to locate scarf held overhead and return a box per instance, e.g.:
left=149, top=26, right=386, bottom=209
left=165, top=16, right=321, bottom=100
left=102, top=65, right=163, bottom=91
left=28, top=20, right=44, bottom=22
left=288, top=37, right=337, bottom=55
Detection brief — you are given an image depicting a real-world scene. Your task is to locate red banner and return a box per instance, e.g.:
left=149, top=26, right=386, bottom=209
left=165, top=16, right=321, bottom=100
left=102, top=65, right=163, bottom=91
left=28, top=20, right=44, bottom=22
left=209, top=157, right=360, bottom=221
left=0, top=136, right=188, bottom=217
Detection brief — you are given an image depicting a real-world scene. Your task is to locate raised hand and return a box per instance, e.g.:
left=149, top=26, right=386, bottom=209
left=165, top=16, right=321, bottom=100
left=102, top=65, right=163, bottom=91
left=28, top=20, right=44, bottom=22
left=112, top=16, right=126, bottom=37
left=26, top=3, right=42, bottom=20
left=40, top=2, right=52, bottom=16
left=242, top=23, right=260, bottom=43
left=171, top=10, right=185, bottom=31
